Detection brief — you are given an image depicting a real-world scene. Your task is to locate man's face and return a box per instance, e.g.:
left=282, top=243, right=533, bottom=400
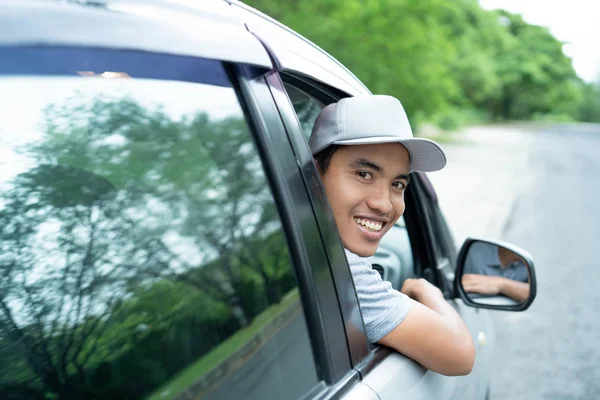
left=318, top=143, right=410, bottom=257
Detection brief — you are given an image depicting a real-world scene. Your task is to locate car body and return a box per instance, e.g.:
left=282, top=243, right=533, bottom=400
left=0, top=1, right=534, bottom=399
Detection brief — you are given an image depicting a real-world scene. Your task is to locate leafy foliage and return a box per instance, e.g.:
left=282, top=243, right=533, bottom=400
left=245, top=0, right=588, bottom=128
left=578, top=81, right=600, bottom=122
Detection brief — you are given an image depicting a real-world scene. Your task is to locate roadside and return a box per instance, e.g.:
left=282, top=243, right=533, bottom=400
left=426, top=124, right=538, bottom=245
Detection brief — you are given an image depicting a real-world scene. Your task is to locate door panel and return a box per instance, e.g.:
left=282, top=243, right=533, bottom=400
left=362, top=352, right=457, bottom=400
left=416, top=174, right=491, bottom=399
left=340, top=382, right=380, bottom=400
left=448, top=301, right=495, bottom=400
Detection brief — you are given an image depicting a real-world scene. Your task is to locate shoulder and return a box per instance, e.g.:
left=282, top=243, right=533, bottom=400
left=344, top=249, right=369, bottom=266
left=344, top=249, right=380, bottom=282
left=344, top=249, right=411, bottom=342
left=343, top=248, right=404, bottom=303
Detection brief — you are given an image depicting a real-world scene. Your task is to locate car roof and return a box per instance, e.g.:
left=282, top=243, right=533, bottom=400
left=228, top=0, right=371, bottom=96
left=1, top=0, right=370, bottom=96
left=0, top=0, right=272, bottom=69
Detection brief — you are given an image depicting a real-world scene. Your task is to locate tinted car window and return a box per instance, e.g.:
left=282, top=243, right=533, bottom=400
left=0, top=48, right=318, bottom=400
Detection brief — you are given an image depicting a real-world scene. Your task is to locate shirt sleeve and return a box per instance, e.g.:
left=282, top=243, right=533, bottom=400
left=345, top=250, right=412, bottom=343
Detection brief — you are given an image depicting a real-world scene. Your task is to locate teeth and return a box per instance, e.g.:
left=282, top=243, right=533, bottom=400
left=354, top=217, right=383, bottom=232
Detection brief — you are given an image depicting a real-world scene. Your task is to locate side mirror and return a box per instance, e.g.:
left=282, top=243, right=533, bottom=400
left=455, top=238, right=537, bottom=311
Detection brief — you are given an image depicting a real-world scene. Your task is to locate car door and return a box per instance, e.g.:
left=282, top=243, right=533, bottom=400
left=0, top=2, right=380, bottom=400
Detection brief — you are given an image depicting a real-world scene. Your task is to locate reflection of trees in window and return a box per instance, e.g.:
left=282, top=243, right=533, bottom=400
left=0, top=165, right=139, bottom=399
left=0, top=95, right=297, bottom=399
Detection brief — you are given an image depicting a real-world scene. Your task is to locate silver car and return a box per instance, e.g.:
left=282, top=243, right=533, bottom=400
left=0, top=1, right=536, bottom=399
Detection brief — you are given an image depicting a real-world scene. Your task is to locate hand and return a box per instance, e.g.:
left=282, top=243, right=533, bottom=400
left=400, top=278, right=443, bottom=302
left=461, top=274, right=503, bottom=295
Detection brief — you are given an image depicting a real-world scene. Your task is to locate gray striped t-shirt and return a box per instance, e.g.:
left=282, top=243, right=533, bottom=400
left=345, top=249, right=412, bottom=343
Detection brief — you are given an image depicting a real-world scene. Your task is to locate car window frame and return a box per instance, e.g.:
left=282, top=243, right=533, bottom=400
left=266, top=72, right=371, bottom=365
left=232, top=64, right=369, bottom=398
left=412, top=173, right=459, bottom=297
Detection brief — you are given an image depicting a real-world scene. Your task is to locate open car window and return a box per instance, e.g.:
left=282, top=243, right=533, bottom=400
left=283, top=79, right=416, bottom=292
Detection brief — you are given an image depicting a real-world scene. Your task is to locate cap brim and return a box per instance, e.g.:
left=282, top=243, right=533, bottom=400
left=332, top=136, right=447, bottom=172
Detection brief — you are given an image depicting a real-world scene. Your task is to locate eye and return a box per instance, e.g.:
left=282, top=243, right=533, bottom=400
left=392, top=181, right=406, bottom=190
left=357, top=171, right=373, bottom=180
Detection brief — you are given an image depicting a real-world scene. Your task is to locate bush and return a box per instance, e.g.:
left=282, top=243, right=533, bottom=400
left=578, top=83, right=600, bottom=122
left=531, top=113, right=575, bottom=123
left=435, top=110, right=463, bottom=131
left=431, top=107, right=489, bottom=131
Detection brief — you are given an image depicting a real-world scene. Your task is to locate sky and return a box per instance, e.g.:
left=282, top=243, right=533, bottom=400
left=480, top=0, right=600, bottom=83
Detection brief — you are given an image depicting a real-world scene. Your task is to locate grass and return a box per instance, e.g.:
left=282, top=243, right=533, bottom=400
left=147, top=289, right=300, bottom=400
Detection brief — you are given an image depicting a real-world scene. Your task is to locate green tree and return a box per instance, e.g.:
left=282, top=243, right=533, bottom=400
left=245, top=0, right=585, bottom=125
left=436, top=0, right=507, bottom=106
left=472, top=11, right=582, bottom=120
left=246, top=0, right=461, bottom=120
left=578, top=81, right=600, bottom=122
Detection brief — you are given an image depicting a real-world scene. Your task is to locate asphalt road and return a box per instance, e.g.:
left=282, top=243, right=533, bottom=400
left=489, top=124, right=600, bottom=400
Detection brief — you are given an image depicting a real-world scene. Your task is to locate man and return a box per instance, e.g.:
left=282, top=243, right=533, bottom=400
left=462, top=241, right=530, bottom=302
left=309, top=95, right=475, bottom=376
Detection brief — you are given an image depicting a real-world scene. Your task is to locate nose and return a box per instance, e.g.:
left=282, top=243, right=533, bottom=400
left=365, top=183, right=394, bottom=215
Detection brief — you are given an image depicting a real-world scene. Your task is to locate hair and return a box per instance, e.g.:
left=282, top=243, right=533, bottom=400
left=314, top=144, right=340, bottom=173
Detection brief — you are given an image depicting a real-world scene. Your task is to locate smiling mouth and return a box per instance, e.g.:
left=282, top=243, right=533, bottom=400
left=354, top=217, right=384, bottom=232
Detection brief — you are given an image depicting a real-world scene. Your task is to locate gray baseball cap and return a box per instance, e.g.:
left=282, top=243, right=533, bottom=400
left=309, top=95, right=446, bottom=172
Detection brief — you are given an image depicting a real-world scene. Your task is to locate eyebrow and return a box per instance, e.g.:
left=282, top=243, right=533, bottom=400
left=350, top=158, right=411, bottom=183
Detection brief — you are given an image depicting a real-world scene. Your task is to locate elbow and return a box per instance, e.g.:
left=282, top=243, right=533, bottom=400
left=452, top=338, right=476, bottom=376
left=440, top=337, right=476, bottom=376
left=454, top=352, right=475, bottom=376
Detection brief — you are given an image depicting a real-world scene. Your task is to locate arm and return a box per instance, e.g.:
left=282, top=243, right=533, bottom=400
left=462, top=274, right=530, bottom=302
left=499, top=279, right=530, bottom=302
left=377, top=278, right=475, bottom=376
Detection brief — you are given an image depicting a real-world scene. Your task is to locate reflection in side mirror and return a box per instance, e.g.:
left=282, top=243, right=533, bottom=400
left=455, top=238, right=537, bottom=311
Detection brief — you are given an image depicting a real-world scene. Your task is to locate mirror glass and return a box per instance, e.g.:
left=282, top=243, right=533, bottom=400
left=460, top=241, right=531, bottom=307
